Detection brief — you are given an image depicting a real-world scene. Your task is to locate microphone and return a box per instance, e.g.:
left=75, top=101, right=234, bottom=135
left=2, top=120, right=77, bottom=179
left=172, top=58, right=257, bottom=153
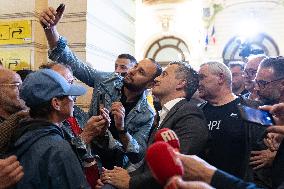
left=154, top=128, right=180, bottom=151
left=146, top=141, right=184, bottom=185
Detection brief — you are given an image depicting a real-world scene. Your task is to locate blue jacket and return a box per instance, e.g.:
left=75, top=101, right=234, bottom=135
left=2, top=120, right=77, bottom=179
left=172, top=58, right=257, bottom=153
left=9, top=119, right=90, bottom=189
left=61, top=105, right=94, bottom=164
left=48, top=37, right=155, bottom=171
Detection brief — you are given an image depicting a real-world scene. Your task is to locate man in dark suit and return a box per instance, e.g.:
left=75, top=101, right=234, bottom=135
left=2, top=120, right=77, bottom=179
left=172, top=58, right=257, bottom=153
left=97, top=61, right=208, bottom=189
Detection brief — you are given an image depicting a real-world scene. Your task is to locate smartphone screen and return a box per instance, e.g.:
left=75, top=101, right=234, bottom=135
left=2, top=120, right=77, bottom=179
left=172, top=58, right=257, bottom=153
left=238, top=104, right=275, bottom=126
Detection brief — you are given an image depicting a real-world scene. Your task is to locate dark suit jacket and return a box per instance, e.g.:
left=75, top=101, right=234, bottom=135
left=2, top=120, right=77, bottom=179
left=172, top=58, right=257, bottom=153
left=129, top=99, right=208, bottom=189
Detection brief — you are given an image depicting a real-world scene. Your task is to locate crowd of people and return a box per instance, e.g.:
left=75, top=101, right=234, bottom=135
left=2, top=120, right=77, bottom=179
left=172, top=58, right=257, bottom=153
left=0, top=5, right=284, bottom=189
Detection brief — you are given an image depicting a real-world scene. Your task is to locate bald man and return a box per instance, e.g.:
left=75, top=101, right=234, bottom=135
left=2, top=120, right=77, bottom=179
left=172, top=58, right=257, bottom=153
left=243, top=55, right=266, bottom=100
left=0, top=69, right=26, bottom=118
left=0, top=69, right=28, bottom=152
left=0, top=69, right=26, bottom=187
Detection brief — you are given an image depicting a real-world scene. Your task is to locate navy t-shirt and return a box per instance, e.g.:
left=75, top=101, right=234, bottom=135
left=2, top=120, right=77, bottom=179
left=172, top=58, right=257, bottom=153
left=203, top=97, right=247, bottom=178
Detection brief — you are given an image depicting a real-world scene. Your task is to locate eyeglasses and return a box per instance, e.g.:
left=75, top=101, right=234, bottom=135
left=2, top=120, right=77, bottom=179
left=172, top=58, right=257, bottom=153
left=254, top=77, right=284, bottom=88
left=232, top=72, right=243, bottom=77
left=244, top=69, right=258, bottom=78
left=0, top=83, right=22, bottom=90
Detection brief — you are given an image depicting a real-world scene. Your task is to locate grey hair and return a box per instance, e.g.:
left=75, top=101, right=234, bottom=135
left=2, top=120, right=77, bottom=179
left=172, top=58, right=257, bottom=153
left=200, top=61, right=232, bottom=86
left=247, top=54, right=267, bottom=62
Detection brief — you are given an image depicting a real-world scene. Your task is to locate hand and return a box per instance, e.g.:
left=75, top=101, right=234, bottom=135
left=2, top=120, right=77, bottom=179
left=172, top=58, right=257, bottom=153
left=176, top=153, right=216, bottom=184
left=111, top=102, right=125, bottom=131
left=267, top=125, right=284, bottom=135
left=80, top=115, right=108, bottom=144
left=165, top=176, right=213, bottom=189
left=39, top=5, right=65, bottom=29
left=101, top=166, right=130, bottom=189
left=264, top=132, right=283, bottom=151
left=95, top=179, right=104, bottom=189
left=260, top=103, right=284, bottom=124
left=249, top=149, right=276, bottom=170
left=14, top=109, right=29, bottom=119
left=0, top=156, right=24, bottom=189
left=100, top=108, right=111, bottom=133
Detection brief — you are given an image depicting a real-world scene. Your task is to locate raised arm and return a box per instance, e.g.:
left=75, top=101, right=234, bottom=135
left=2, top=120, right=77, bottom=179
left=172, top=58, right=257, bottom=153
left=39, top=6, right=111, bottom=87
left=39, top=6, right=62, bottom=49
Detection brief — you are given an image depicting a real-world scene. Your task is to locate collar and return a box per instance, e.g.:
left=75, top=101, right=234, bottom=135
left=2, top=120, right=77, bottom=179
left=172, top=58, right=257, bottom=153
left=133, top=90, right=150, bottom=113
left=113, top=73, right=124, bottom=90
left=163, top=98, right=185, bottom=112
left=159, top=98, right=185, bottom=116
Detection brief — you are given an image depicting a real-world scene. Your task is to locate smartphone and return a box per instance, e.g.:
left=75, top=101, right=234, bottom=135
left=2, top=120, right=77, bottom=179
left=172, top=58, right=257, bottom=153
left=97, top=93, right=106, bottom=115
left=238, top=104, right=275, bottom=126
left=56, top=3, right=65, bottom=12
left=43, top=3, right=65, bottom=29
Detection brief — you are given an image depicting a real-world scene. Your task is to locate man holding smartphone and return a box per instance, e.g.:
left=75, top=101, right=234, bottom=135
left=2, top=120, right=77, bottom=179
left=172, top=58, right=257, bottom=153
left=39, top=6, right=162, bottom=173
left=253, top=57, right=284, bottom=188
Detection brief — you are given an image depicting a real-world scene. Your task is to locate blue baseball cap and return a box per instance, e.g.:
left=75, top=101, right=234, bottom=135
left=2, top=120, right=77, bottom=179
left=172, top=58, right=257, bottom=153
left=20, top=69, right=86, bottom=108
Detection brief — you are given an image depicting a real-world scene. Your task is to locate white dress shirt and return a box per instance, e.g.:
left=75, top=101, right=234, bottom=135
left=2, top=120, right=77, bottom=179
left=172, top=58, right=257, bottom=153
left=158, top=98, right=185, bottom=126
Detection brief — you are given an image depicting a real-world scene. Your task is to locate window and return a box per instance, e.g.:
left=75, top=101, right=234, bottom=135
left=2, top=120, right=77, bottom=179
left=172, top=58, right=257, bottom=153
left=222, top=33, right=279, bottom=64
left=145, top=36, right=190, bottom=67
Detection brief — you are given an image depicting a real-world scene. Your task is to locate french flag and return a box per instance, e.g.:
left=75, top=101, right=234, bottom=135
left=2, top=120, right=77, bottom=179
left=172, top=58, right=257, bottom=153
left=211, top=26, right=216, bottom=45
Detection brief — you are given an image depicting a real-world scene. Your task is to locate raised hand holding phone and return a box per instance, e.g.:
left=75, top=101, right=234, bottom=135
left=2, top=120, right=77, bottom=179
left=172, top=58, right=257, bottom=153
left=40, top=4, right=65, bottom=29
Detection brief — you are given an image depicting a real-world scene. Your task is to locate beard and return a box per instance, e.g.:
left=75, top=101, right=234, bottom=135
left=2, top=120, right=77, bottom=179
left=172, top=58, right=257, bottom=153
left=120, top=72, right=127, bottom=77
left=123, top=80, right=144, bottom=92
left=232, top=83, right=242, bottom=90
left=0, top=98, right=27, bottom=115
left=257, top=93, right=279, bottom=105
left=257, top=88, right=281, bottom=105
left=259, top=97, right=278, bottom=106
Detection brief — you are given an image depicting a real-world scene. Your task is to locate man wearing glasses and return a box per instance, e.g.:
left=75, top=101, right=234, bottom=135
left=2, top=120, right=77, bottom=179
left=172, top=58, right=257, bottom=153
left=254, top=56, right=284, bottom=105
left=0, top=69, right=27, bottom=151
left=0, top=69, right=26, bottom=118
left=253, top=56, right=284, bottom=188
left=243, top=55, right=266, bottom=101
left=0, top=69, right=27, bottom=188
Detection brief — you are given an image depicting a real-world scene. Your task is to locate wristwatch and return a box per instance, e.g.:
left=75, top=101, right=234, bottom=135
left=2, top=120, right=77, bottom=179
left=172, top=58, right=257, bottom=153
left=118, top=128, right=128, bottom=135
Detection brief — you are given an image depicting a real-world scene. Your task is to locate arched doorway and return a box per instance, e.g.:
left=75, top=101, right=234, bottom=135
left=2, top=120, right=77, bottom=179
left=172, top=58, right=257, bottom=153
left=222, top=33, right=279, bottom=64
left=145, top=36, right=190, bottom=67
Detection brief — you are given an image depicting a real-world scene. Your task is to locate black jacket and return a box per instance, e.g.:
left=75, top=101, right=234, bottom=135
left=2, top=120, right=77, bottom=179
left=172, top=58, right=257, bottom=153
left=129, top=99, right=208, bottom=189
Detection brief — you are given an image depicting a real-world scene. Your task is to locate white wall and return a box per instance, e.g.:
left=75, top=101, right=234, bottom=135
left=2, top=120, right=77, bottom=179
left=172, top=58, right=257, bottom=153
left=135, top=0, right=206, bottom=68
left=0, top=0, right=136, bottom=109
left=135, top=0, right=284, bottom=68
left=86, top=0, right=136, bottom=71
left=204, top=0, right=284, bottom=61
